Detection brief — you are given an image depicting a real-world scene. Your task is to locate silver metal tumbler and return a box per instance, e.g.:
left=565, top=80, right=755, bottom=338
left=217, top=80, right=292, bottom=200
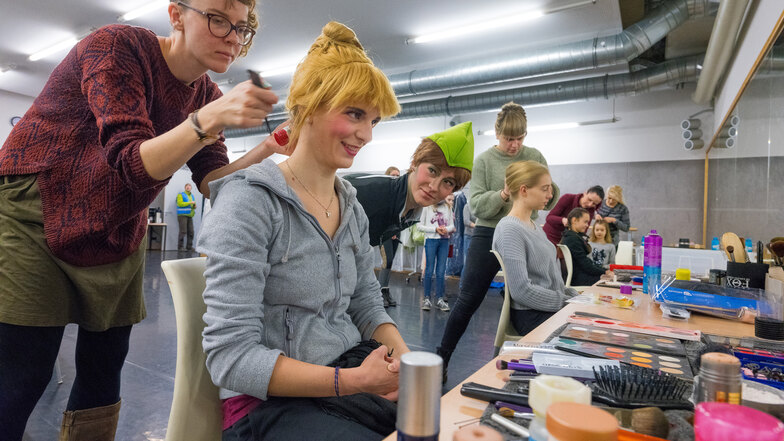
left=397, top=351, right=442, bottom=441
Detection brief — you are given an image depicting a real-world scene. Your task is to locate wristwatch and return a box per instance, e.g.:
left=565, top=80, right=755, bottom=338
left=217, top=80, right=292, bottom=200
left=188, top=110, right=219, bottom=144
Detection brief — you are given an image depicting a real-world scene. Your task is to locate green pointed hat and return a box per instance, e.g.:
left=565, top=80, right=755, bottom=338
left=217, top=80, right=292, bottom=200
left=427, top=121, right=474, bottom=172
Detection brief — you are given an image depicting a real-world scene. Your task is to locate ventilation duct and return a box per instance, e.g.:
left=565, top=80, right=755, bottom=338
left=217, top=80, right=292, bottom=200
left=387, top=0, right=712, bottom=97
left=247, top=0, right=713, bottom=124
left=226, top=56, right=701, bottom=138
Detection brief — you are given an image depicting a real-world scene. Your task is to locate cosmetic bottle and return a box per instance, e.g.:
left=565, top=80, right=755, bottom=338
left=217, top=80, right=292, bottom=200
left=693, top=352, right=742, bottom=405
left=527, top=375, right=591, bottom=441
left=694, top=402, right=784, bottom=441
left=643, top=230, right=662, bottom=294
left=397, top=352, right=442, bottom=441
left=546, top=402, right=618, bottom=441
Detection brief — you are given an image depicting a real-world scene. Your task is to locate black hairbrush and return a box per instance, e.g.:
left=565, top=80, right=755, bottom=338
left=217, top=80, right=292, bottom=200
left=591, top=365, right=693, bottom=410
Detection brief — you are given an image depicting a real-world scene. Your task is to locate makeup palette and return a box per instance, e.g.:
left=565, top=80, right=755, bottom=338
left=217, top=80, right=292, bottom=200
left=733, top=346, right=784, bottom=364
left=555, top=339, right=693, bottom=380
left=559, top=323, right=687, bottom=356
left=567, top=314, right=701, bottom=341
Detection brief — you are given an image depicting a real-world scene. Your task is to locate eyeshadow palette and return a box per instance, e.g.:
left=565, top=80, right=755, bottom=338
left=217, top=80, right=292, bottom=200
left=559, top=323, right=687, bottom=356
left=567, top=314, right=701, bottom=341
left=555, top=339, right=693, bottom=380
left=733, top=346, right=784, bottom=364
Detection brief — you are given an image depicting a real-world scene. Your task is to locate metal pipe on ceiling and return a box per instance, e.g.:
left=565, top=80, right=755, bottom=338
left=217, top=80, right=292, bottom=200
left=226, top=55, right=702, bottom=138
left=251, top=0, right=713, bottom=125
left=692, top=0, right=751, bottom=104
left=387, top=0, right=712, bottom=97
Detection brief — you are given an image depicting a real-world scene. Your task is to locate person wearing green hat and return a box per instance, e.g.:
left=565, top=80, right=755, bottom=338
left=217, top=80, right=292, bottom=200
left=346, top=122, right=474, bottom=307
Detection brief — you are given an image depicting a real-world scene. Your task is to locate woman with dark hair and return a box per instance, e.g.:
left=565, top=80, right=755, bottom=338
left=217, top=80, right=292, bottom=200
left=560, top=208, right=613, bottom=286
left=543, top=185, right=604, bottom=245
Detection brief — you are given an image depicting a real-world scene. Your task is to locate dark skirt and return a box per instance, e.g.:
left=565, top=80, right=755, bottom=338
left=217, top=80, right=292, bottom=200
left=0, top=175, right=146, bottom=331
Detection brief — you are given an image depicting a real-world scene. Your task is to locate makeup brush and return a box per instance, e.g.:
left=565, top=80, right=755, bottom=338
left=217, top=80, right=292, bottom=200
left=601, top=406, right=670, bottom=438
left=770, top=241, right=784, bottom=266
left=726, top=245, right=736, bottom=263
left=496, top=407, right=534, bottom=420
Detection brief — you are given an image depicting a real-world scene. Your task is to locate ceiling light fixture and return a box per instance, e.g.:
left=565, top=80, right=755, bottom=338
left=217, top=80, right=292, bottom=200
left=406, top=0, right=596, bottom=45
left=28, top=36, right=80, bottom=61
left=119, top=0, right=169, bottom=22
left=478, top=117, right=617, bottom=136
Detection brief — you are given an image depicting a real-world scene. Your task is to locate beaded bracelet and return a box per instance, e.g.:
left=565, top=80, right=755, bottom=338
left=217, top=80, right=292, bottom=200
left=334, top=366, right=340, bottom=397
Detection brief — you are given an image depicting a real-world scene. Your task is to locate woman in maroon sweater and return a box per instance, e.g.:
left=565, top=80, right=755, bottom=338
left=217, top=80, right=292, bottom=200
left=542, top=185, right=604, bottom=245
left=0, top=1, right=283, bottom=439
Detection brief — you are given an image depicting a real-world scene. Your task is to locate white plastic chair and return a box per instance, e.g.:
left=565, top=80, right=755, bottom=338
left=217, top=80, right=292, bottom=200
left=490, top=250, right=522, bottom=356
left=556, top=244, right=573, bottom=287
left=161, top=257, right=222, bottom=441
left=616, top=241, right=634, bottom=265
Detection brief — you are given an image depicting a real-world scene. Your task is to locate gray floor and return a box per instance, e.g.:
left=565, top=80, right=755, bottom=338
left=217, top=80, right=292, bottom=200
left=23, top=250, right=504, bottom=440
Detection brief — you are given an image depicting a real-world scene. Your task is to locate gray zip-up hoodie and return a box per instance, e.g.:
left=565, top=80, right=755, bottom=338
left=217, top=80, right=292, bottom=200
left=197, top=159, right=395, bottom=400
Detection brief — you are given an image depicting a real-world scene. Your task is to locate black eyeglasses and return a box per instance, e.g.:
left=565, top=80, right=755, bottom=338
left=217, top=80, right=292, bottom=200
left=177, top=2, right=256, bottom=46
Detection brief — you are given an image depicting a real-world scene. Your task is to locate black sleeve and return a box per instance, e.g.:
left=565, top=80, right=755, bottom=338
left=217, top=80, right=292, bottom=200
left=563, top=235, right=606, bottom=276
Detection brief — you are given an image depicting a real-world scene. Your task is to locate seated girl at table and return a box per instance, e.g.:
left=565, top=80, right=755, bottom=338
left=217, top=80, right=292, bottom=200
left=492, top=161, right=578, bottom=335
left=197, top=22, right=409, bottom=441
left=589, top=219, right=616, bottom=269
left=561, top=208, right=613, bottom=286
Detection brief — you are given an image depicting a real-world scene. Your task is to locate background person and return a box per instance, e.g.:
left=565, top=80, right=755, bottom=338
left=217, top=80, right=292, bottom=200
left=589, top=219, right=616, bottom=268
left=176, top=183, right=197, bottom=251
left=595, top=184, right=630, bottom=246
left=560, top=208, right=613, bottom=286
left=385, top=166, right=400, bottom=177
left=436, top=102, right=559, bottom=383
left=419, top=194, right=455, bottom=311
left=493, top=161, right=578, bottom=335
left=374, top=166, right=403, bottom=307
left=198, top=22, right=410, bottom=440
left=0, top=0, right=283, bottom=439
left=543, top=185, right=604, bottom=245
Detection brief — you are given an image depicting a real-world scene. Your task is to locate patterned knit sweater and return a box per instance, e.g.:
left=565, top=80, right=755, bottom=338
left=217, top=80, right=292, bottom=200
left=0, top=25, right=228, bottom=266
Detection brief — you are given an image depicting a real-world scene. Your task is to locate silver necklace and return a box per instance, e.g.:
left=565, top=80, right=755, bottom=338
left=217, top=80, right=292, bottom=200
left=284, top=161, right=335, bottom=218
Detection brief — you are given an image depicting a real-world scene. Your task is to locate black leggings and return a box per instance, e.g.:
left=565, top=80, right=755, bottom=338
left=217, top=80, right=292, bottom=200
left=377, top=238, right=399, bottom=289
left=0, top=322, right=131, bottom=440
left=438, top=226, right=499, bottom=354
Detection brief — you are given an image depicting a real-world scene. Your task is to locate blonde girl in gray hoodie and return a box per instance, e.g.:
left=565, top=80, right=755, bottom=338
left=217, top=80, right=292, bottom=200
left=198, top=22, right=409, bottom=440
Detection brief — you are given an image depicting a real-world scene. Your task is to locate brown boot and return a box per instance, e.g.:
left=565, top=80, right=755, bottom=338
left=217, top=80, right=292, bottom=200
left=59, top=400, right=121, bottom=441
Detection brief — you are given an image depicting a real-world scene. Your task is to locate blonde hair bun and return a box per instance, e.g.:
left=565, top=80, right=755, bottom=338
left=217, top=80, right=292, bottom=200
left=321, top=21, right=363, bottom=49
left=285, top=21, right=400, bottom=149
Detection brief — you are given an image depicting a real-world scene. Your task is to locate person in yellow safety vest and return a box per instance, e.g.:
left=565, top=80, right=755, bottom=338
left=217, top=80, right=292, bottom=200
left=176, top=183, right=197, bottom=251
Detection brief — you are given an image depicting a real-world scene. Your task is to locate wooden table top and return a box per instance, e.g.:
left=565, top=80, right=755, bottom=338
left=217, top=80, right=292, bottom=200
left=384, top=285, right=755, bottom=440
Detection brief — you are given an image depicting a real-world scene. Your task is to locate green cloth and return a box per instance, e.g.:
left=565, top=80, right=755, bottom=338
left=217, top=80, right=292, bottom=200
left=177, top=191, right=196, bottom=217
left=0, top=175, right=146, bottom=331
left=427, top=121, right=474, bottom=172
left=469, top=145, right=560, bottom=229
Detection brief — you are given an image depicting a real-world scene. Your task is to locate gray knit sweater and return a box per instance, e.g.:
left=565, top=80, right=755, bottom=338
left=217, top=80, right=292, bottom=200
left=492, top=216, right=578, bottom=311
